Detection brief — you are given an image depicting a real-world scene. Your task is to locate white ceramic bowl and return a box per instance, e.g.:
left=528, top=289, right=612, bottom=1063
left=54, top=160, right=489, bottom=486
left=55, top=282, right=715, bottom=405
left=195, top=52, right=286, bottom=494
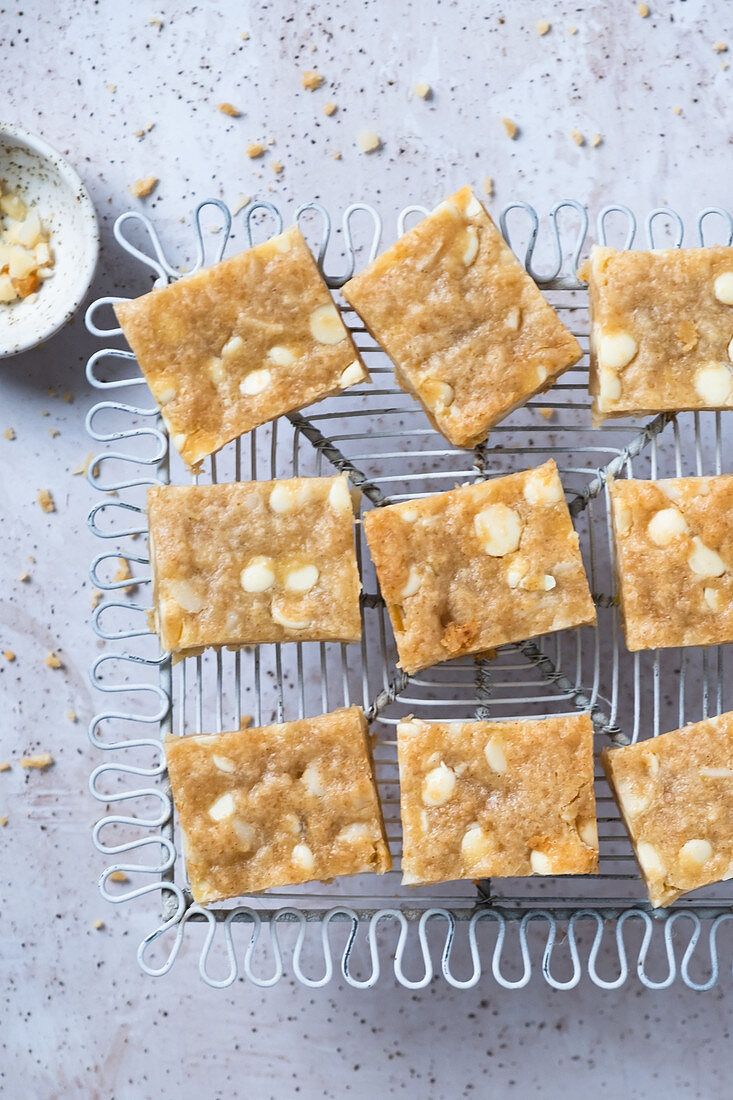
left=0, top=123, right=99, bottom=357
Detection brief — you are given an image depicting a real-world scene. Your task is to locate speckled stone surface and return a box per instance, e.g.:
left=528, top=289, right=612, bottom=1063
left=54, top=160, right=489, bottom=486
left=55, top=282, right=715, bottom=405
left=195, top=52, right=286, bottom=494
left=1, top=2, right=732, bottom=1096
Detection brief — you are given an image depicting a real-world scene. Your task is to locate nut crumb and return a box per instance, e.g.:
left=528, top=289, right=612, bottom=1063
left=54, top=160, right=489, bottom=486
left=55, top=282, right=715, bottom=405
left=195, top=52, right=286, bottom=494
left=107, top=83, right=116, bottom=93
left=62, top=391, right=73, bottom=403
left=0, top=817, right=7, bottom=827
left=413, top=81, right=431, bottom=98
left=568, top=25, right=578, bottom=34
left=536, top=20, right=551, bottom=35
left=218, top=102, right=241, bottom=117
left=270, top=159, right=283, bottom=174
left=73, top=453, right=95, bottom=477
left=240, top=31, right=250, bottom=41
left=230, top=194, right=251, bottom=215
left=673, top=105, right=682, bottom=115
left=713, top=42, right=728, bottom=53
left=0, top=762, right=9, bottom=772
left=570, top=129, right=585, bottom=146
left=66, top=710, right=77, bottom=723
left=129, top=176, right=158, bottom=199
left=591, top=133, right=603, bottom=147
left=109, top=870, right=129, bottom=882
left=501, top=117, right=519, bottom=139
left=332, top=151, right=342, bottom=160
left=3, top=650, right=15, bottom=662
left=93, top=919, right=105, bottom=930
left=90, top=589, right=103, bottom=610
left=246, top=142, right=265, bottom=159
left=3, top=428, right=15, bottom=440
left=44, top=651, right=63, bottom=670
left=17, top=572, right=29, bottom=583
left=37, top=489, right=55, bottom=514
left=638, top=2, right=650, bottom=16
left=48, top=428, right=60, bottom=438
left=483, top=176, right=494, bottom=198
left=357, top=130, right=381, bottom=153
left=323, top=101, right=337, bottom=116
left=301, top=70, right=325, bottom=91
left=114, top=557, right=138, bottom=595
left=20, top=753, right=54, bottom=770
left=40, top=409, right=49, bottom=417
left=538, top=407, right=554, bottom=420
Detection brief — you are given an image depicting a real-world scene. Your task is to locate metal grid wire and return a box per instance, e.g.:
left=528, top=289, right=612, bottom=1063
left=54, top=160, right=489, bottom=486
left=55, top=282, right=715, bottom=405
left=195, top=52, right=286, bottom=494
left=85, top=196, right=733, bottom=990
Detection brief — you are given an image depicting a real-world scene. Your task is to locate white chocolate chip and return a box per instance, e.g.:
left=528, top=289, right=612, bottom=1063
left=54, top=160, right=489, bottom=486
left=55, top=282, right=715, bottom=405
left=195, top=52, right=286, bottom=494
left=339, top=361, right=364, bottom=388
left=578, top=819, right=598, bottom=848
left=240, top=368, right=272, bottom=396
left=422, top=761, right=456, bottom=806
left=327, top=476, right=352, bottom=513
left=292, top=842, right=315, bottom=873
left=598, top=367, right=622, bottom=405
left=461, top=227, right=479, bottom=266
left=221, top=334, right=244, bottom=358
left=614, top=502, right=632, bottom=536
left=272, top=232, right=292, bottom=253
left=505, top=306, right=522, bottom=331
left=688, top=536, right=726, bottom=578
left=269, top=484, right=297, bottom=513
left=523, top=468, right=564, bottom=506
left=309, top=303, right=346, bottom=345
left=397, top=718, right=428, bottom=738
left=167, top=580, right=204, bottom=613
left=171, top=432, right=187, bottom=454
left=464, top=193, right=482, bottom=218
left=240, top=556, right=275, bottom=592
left=156, top=386, right=177, bottom=405
left=337, top=823, right=373, bottom=843
left=267, top=344, right=295, bottom=367
left=713, top=272, right=733, bottom=304
left=694, top=362, right=732, bottom=405
left=282, top=812, right=300, bottom=836
left=536, top=364, right=548, bottom=384
left=212, top=754, right=235, bottom=774
left=519, top=572, right=556, bottom=592
left=484, top=736, right=507, bottom=773
left=615, top=777, right=650, bottom=818
left=401, top=565, right=421, bottom=599
left=461, top=824, right=492, bottom=866
left=506, top=557, right=529, bottom=589
left=422, top=378, right=455, bottom=408
left=530, top=849, right=553, bottom=875
left=636, top=841, right=664, bottom=876
left=474, top=503, right=523, bottom=556
left=700, top=766, right=733, bottom=778
left=208, top=357, right=225, bottom=384
left=642, top=751, right=660, bottom=778
left=232, top=819, right=257, bottom=851
left=680, top=838, right=713, bottom=865
left=598, top=330, right=638, bottom=369
left=647, top=507, right=688, bottom=547
left=301, top=761, right=325, bottom=796
left=271, top=603, right=309, bottom=630
left=728, top=336, right=733, bottom=363
left=284, top=564, right=319, bottom=593
left=401, top=507, right=418, bottom=523
left=704, top=587, right=722, bottom=611
left=208, top=792, right=235, bottom=821
left=434, top=199, right=460, bottom=219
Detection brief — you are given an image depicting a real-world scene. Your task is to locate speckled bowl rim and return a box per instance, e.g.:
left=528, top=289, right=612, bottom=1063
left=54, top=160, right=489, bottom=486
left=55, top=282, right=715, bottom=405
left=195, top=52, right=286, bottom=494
left=0, top=122, right=100, bottom=357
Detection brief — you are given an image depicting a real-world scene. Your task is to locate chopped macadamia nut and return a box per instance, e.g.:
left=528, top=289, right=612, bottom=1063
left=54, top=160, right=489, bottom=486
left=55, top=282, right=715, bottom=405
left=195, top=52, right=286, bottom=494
left=246, top=142, right=265, bottom=158
left=398, top=714, right=597, bottom=885
left=113, top=557, right=138, bottom=595
left=501, top=117, right=518, bottom=139
left=44, top=651, right=63, bottom=669
left=363, top=460, right=595, bottom=674
left=37, top=489, right=55, bottom=513
left=301, top=70, right=325, bottom=91
left=0, top=183, right=55, bottom=303
left=570, top=129, right=585, bottom=146
left=129, top=176, right=158, bottom=199
left=323, top=101, right=337, bottom=116
left=166, top=706, right=391, bottom=903
left=114, top=223, right=368, bottom=469
left=603, top=710, right=733, bottom=907
left=357, top=130, right=381, bottom=153
left=217, top=102, right=241, bottom=117
left=342, top=185, right=581, bottom=448
left=585, top=244, right=733, bottom=425
left=413, top=81, right=432, bottom=98
left=20, top=753, right=54, bottom=770
left=591, top=133, right=603, bottom=147
left=270, top=159, right=283, bottom=174
left=609, top=474, right=733, bottom=650
left=536, top=20, right=551, bottom=35
left=148, top=475, right=361, bottom=656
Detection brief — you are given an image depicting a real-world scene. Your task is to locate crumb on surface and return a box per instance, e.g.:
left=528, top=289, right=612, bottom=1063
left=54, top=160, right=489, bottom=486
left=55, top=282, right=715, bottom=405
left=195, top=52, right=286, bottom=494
left=591, top=133, right=603, bottom=147
left=246, top=142, right=265, bottom=159
left=240, top=30, right=250, bottom=40
left=270, top=159, right=283, bottom=174
left=37, top=488, right=55, bottom=514
left=483, top=176, right=494, bottom=197
left=301, top=69, right=325, bottom=91
left=413, top=81, right=431, bottom=98
left=230, top=194, right=251, bottom=215
left=44, top=651, right=63, bottom=670
left=571, top=129, right=585, bottom=146
left=114, top=557, right=138, bottom=595
left=538, top=407, right=554, bottom=420
left=357, top=130, right=381, bottom=153
left=0, top=817, right=7, bottom=827
left=323, top=101, right=337, bottom=116
left=536, top=20, right=550, bottom=35
left=332, top=151, right=342, bottom=160
left=638, top=2, right=650, bottom=16
left=73, top=454, right=96, bottom=477
left=48, top=428, right=60, bottom=438
left=19, top=753, right=54, bottom=770
left=129, top=176, right=158, bottom=199
left=90, top=589, right=103, bottom=610
left=66, top=710, right=77, bottom=723
left=0, top=762, right=10, bottom=772
left=17, top=572, right=29, bottom=583
left=93, top=919, right=105, bottom=930
left=673, top=105, right=682, bottom=115
left=3, top=428, right=15, bottom=440
left=218, top=102, right=241, bottom=117
left=109, top=870, right=129, bottom=882
left=713, top=41, right=728, bottom=52
left=107, top=83, right=116, bottom=93
left=3, top=650, right=15, bottom=662
left=501, top=117, right=519, bottom=139
left=569, top=25, right=578, bottom=34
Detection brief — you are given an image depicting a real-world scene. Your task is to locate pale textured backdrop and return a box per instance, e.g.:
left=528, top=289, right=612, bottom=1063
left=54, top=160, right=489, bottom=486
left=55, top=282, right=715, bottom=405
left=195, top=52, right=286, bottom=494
left=1, top=1, right=731, bottom=1097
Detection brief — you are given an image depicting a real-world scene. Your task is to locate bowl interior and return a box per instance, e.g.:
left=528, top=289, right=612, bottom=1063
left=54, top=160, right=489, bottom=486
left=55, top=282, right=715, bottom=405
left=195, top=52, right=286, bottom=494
left=0, top=130, right=99, bottom=356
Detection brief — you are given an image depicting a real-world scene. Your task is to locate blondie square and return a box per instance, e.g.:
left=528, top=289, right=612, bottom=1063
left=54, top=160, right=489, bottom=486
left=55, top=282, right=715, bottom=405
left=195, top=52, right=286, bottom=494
left=608, top=475, right=733, bottom=651
left=602, top=711, right=733, bottom=907
left=166, top=706, right=392, bottom=904
left=341, top=185, right=582, bottom=448
left=115, top=224, right=368, bottom=468
left=148, top=474, right=361, bottom=656
left=363, top=459, right=596, bottom=674
left=585, top=245, right=733, bottom=426
left=397, top=713, right=598, bottom=886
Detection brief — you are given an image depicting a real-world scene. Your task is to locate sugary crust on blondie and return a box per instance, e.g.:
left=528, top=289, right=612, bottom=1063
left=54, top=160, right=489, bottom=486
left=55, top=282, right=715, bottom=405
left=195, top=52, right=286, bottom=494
left=608, top=475, right=733, bottom=651
left=602, top=711, right=733, bottom=907
left=585, top=245, right=733, bottom=426
left=363, top=459, right=596, bottom=674
left=342, top=185, right=582, bottom=448
left=397, top=714, right=598, bottom=886
left=148, top=474, right=361, bottom=655
left=165, top=706, right=391, bottom=904
left=114, top=224, right=368, bottom=468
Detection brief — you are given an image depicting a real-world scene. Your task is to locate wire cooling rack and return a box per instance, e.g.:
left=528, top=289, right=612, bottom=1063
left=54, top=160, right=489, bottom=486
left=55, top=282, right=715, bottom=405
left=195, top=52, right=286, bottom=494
left=85, top=196, right=733, bottom=990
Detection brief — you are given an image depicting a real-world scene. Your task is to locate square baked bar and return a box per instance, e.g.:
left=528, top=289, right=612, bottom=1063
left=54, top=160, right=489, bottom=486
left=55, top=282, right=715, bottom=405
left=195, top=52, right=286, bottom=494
left=341, top=185, right=582, bottom=448
left=363, top=459, right=596, bottom=674
left=608, top=474, right=733, bottom=651
left=115, top=224, right=368, bottom=468
left=602, top=711, right=733, bottom=907
left=148, top=474, right=361, bottom=656
left=166, top=706, right=392, bottom=903
left=397, top=713, right=598, bottom=886
left=585, top=244, right=733, bottom=426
